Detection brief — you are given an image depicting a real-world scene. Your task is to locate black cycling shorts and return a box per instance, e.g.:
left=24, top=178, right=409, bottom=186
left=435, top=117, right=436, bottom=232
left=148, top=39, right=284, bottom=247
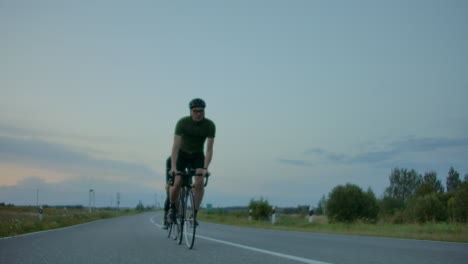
left=176, top=150, right=205, bottom=172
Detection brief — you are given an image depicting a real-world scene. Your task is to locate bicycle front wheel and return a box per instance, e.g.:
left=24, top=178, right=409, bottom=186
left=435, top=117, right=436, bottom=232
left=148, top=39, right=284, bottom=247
left=183, top=189, right=196, bottom=249
left=171, top=221, right=179, bottom=241
left=177, top=190, right=185, bottom=245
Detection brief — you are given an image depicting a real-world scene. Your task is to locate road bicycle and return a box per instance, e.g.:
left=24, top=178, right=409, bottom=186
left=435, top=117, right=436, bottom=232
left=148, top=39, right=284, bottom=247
left=167, top=168, right=209, bottom=249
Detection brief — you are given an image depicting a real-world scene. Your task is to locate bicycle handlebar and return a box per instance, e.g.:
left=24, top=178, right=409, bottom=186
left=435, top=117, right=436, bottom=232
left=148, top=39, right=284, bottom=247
left=194, top=173, right=210, bottom=187
left=171, top=171, right=210, bottom=187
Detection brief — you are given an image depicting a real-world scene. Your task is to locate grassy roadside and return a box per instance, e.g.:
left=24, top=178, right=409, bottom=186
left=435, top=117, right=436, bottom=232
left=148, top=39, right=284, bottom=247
left=198, top=211, right=468, bottom=243
left=0, top=206, right=142, bottom=238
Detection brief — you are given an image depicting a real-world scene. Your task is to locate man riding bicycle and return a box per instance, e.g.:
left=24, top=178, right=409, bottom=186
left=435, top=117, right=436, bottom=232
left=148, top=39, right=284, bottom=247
left=168, top=98, right=216, bottom=225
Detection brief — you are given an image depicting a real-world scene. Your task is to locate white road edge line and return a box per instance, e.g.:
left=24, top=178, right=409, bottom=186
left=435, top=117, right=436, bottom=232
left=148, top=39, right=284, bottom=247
left=150, top=216, right=333, bottom=264
left=196, top=235, right=332, bottom=264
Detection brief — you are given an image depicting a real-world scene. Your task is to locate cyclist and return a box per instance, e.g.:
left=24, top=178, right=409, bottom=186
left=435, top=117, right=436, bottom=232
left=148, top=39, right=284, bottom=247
left=168, top=98, right=216, bottom=225
left=163, top=156, right=171, bottom=229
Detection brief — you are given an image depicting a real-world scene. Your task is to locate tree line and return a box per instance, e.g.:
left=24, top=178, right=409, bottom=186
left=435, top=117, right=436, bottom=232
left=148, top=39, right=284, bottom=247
left=315, top=166, right=468, bottom=223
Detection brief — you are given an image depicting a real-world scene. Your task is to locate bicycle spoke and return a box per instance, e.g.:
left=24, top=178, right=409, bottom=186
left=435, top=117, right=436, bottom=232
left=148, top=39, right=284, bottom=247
left=167, top=222, right=172, bottom=238
left=177, top=189, right=185, bottom=245
left=174, top=221, right=180, bottom=240
left=184, top=189, right=196, bottom=249
left=164, top=172, right=204, bottom=249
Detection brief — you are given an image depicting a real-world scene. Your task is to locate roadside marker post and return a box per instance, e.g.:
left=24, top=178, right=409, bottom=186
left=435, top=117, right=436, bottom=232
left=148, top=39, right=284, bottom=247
left=272, top=206, right=276, bottom=224
left=38, top=206, right=43, bottom=221
left=308, top=205, right=314, bottom=223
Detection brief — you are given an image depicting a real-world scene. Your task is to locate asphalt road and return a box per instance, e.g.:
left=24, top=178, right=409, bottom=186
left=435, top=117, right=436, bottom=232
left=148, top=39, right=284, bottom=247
left=1, top=212, right=467, bottom=264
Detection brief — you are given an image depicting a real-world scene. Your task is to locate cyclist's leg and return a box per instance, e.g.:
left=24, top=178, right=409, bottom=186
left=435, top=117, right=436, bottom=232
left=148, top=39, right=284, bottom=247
left=193, top=172, right=205, bottom=212
left=163, top=190, right=170, bottom=227
left=169, top=175, right=182, bottom=204
left=168, top=177, right=180, bottom=222
left=164, top=157, right=171, bottom=227
left=170, top=150, right=188, bottom=205
left=169, top=150, right=190, bottom=221
left=192, top=152, right=206, bottom=218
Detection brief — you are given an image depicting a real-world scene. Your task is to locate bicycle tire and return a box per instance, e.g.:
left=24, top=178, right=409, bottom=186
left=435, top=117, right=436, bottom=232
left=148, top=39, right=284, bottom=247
left=171, top=221, right=179, bottom=240
left=183, top=189, right=196, bottom=249
left=168, top=202, right=180, bottom=241
left=177, top=188, right=185, bottom=245
left=167, top=221, right=172, bottom=238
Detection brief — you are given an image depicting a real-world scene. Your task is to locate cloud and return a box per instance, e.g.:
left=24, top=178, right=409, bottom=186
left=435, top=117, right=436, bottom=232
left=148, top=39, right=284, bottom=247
left=278, top=159, right=314, bottom=167
left=304, top=148, right=347, bottom=163
left=297, top=136, right=468, bottom=167
left=0, top=124, right=32, bottom=136
left=351, top=137, right=468, bottom=164
left=351, top=150, right=398, bottom=164
left=390, top=137, right=468, bottom=153
left=304, top=148, right=325, bottom=155
left=0, top=135, right=157, bottom=180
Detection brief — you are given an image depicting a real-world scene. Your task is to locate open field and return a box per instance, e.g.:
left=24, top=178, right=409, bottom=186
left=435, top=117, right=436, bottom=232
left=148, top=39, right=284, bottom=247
left=198, top=211, right=468, bottom=243
left=0, top=206, right=140, bottom=238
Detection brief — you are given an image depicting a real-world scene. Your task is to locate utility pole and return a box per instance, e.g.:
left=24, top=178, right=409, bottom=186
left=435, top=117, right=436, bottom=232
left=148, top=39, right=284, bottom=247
left=116, top=192, right=120, bottom=211
left=154, top=193, right=157, bottom=209
left=89, top=189, right=95, bottom=213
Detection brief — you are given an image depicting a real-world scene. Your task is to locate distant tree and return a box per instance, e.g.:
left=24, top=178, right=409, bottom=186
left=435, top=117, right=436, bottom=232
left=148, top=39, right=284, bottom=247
left=248, top=197, right=271, bottom=220
left=446, top=167, right=461, bottom=193
left=416, top=171, right=444, bottom=197
left=0, top=202, right=5, bottom=207
left=363, top=188, right=379, bottom=222
left=136, top=200, right=144, bottom=211
left=326, top=184, right=379, bottom=223
left=464, top=174, right=468, bottom=183
left=297, top=205, right=309, bottom=216
left=406, top=193, right=446, bottom=223
left=281, top=207, right=298, bottom=215
left=315, top=195, right=327, bottom=215
left=447, top=181, right=468, bottom=223
left=385, top=168, right=422, bottom=202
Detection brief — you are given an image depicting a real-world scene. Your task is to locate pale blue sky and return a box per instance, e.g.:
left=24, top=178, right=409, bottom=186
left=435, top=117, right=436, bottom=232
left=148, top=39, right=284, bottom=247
left=1, top=0, right=467, bottom=208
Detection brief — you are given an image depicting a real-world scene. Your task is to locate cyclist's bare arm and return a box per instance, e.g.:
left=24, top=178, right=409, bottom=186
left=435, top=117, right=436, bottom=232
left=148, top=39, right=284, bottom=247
left=203, top=138, right=214, bottom=176
left=170, top=135, right=181, bottom=176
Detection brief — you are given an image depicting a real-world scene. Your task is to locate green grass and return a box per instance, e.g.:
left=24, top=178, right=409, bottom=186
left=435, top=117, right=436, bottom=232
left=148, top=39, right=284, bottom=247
left=0, top=206, right=141, bottom=238
left=198, top=210, right=468, bottom=243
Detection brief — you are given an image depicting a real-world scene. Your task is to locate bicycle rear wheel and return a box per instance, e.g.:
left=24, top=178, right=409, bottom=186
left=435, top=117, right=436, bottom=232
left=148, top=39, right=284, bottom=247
left=183, top=189, right=196, bottom=249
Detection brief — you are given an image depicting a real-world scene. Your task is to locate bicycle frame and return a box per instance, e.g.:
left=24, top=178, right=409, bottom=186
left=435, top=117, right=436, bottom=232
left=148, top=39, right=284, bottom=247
left=167, top=168, right=209, bottom=249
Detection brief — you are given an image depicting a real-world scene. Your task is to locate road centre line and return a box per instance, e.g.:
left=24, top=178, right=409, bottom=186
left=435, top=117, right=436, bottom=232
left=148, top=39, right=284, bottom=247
left=151, top=216, right=333, bottom=264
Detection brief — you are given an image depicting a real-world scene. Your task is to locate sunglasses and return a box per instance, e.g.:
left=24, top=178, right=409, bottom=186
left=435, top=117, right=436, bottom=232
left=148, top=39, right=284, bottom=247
left=192, top=109, right=205, bottom=114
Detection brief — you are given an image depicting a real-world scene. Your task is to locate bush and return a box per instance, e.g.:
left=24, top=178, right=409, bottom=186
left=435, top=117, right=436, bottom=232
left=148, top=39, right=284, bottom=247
left=135, top=201, right=144, bottom=211
left=379, top=196, right=405, bottom=218
left=249, top=198, right=271, bottom=221
left=406, top=193, right=446, bottom=223
left=448, top=183, right=468, bottom=223
left=326, top=184, right=379, bottom=223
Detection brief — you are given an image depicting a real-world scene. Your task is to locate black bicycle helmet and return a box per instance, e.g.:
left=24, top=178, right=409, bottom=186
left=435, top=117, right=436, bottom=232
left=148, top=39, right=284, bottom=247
left=189, top=98, right=206, bottom=109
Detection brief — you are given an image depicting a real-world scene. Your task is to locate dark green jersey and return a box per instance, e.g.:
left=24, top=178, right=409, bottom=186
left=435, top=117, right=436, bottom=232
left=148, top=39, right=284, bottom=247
left=175, top=116, right=216, bottom=154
